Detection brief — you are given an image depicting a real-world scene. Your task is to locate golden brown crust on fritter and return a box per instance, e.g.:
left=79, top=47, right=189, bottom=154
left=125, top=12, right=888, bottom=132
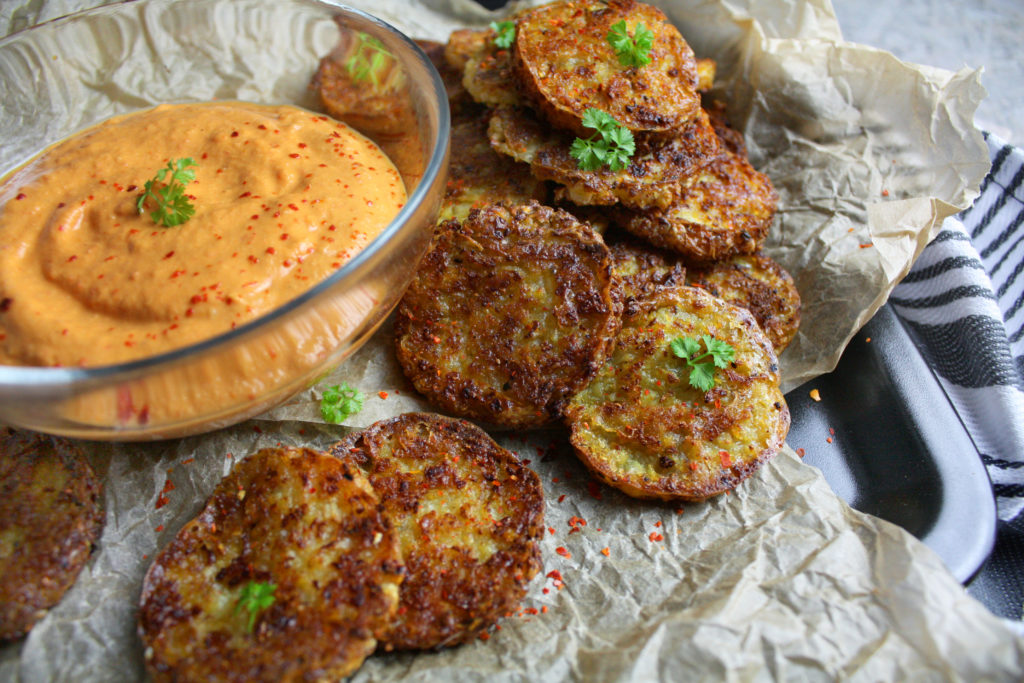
left=139, top=447, right=403, bottom=683
left=395, top=201, right=621, bottom=428
left=616, top=146, right=777, bottom=264
left=0, top=432, right=103, bottom=642
left=488, top=105, right=720, bottom=209
left=329, top=413, right=544, bottom=650
left=565, top=285, right=789, bottom=501
left=313, top=23, right=412, bottom=139
left=688, top=253, right=801, bottom=353
left=513, top=0, right=700, bottom=136
left=444, top=28, right=490, bottom=71
left=608, top=237, right=686, bottom=315
left=441, top=116, right=549, bottom=223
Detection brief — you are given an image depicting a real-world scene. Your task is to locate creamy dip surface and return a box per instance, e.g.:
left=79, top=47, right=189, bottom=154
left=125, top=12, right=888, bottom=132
left=0, top=102, right=407, bottom=367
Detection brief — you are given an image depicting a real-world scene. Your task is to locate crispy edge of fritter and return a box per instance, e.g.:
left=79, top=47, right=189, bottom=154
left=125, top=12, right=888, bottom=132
left=512, top=0, right=700, bottom=136
left=328, top=412, right=544, bottom=650
left=462, top=34, right=524, bottom=109
left=696, top=58, right=716, bottom=92
left=394, top=201, right=622, bottom=428
left=138, top=447, right=403, bottom=683
left=0, top=431, right=104, bottom=642
left=312, top=22, right=415, bottom=139
left=616, top=145, right=778, bottom=264
left=441, top=116, right=549, bottom=223
left=565, top=284, right=789, bottom=502
left=488, top=105, right=721, bottom=210
left=687, top=253, right=801, bottom=353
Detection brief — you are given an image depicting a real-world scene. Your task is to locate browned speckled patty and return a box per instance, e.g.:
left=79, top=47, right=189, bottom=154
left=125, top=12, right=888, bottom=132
left=608, top=236, right=686, bottom=315
left=0, top=430, right=104, bottom=642
left=615, top=144, right=777, bottom=264
left=138, top=447, right=403, bottom=683
left=488, top=105, right=721, bottom=210
left=687, top=253, right=801, bottom=353
left=512, top=0, right=700, bottom=137
left=565, top=285, right=789, bottom=501
left=329, top=413, right=544, bottom=650
left=441, top=116, right=549, bottom=223
left=395, top=201, right=620, bottom=428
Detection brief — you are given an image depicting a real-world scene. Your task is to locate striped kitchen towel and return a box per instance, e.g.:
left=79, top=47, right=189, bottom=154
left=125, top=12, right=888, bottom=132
left=891, top=132, right=1024, bottom=523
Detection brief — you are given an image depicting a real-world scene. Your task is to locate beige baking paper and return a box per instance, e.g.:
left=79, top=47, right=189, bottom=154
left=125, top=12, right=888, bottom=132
left=1, top=0, right=1020, bottom=681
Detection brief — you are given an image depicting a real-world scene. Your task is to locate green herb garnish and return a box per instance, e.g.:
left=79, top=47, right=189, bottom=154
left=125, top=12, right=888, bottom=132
left=569, top=108, right=636, bottom=172
left=345, top=32, right=393, bottom=86
left=607, top=20, right=653, bottom=68
left=490, top=20, right=516, bottom=49
left=235, top=581, right=276, bottom=633
left=320, top=382, right=365, bottom=424
left=136, top=158, right=197, bottom=227
left=669, top=335, right=736, bottom=392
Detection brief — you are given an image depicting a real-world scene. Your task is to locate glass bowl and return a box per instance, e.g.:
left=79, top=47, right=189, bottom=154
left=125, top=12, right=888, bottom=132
left=0, top=0, right=449, bottom=440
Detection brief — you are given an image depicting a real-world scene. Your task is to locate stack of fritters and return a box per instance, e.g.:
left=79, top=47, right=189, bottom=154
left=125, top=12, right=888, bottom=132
left=0, top=430, right=104, bottom=642
left=139, top=415, right=544, bottom=679
left=383, top=0, right=800, bottom=502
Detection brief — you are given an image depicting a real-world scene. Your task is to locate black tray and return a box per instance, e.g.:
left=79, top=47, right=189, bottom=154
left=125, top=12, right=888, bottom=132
left=785, top=304, right=996, bottom=583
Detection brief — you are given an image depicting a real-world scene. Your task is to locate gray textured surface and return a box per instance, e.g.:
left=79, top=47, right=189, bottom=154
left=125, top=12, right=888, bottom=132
left=832, top=0, right=1023, bottom=143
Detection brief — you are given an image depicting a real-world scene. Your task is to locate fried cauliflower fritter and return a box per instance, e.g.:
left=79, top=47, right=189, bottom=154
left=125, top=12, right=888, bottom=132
left=395, top=201, right=620, bottom=428
left=565, top=285, right=789, bottom=501
left=513, top=0, right=701, bottom=136
left=461, top=30, right=525, bottom=109
left=0, top=431, right=104, bottom=642
left=330, top=413, right=544, bottom=650
left=696, top=58, right=716, bottom=91
left=313, top=23, right=413, bottom=140
left=138, top=447, right=404, bottom=682
left=616, top=145, right=777, bottom=264
left=687, top=253, right=801, bottom=353
left=416, top=38, right=481, bottom=123
left=608, top=237, right=686, bottom=314
left=488, top=105, right=720, bottom=210
left=441, top=116, right=549, bottom=223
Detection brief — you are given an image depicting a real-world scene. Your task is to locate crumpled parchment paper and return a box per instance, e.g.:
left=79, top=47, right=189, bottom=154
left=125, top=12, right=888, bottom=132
left=1, top=0, right=1021, bottom=680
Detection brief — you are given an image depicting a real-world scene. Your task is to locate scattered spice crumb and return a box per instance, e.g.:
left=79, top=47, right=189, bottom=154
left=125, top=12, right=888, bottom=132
left=796, top=447, right=806, bottom=457
left=826, top=437, right=833, bottom=443
left=541, top=605, right=549, bottom=614
left=378, top=390, right=388, bottom=399
left=601, top=547, right=610, bottom=557
left=809, top=388, right=821, bottom=401
left=557, top=494, right=566, bottom=503
left=555, top=546, right=571, bottom=559
left=881, top=188, right=889, bottom=197
left=648, top=532, right=664, bottom=542
left=548, top=526, right=555, bottom=535
left=546, top=570, right=564, bottom=589
left=478, top=632, right=490, bottom=641
left=182, top=457, right=194, bottom=465
left=155, top=524, right=164, bottom=532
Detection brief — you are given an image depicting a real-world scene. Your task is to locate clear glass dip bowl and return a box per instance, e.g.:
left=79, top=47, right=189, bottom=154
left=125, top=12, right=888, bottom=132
left=0, top=0, right=449, bottom=440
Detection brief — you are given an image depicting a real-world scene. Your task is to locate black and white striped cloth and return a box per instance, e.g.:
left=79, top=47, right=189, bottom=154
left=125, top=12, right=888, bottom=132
left=891, top=132, right=1024, bottom=523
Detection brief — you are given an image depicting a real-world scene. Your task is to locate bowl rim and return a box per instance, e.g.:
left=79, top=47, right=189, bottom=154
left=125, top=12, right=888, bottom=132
left=0, top=0, right=451, bottom=391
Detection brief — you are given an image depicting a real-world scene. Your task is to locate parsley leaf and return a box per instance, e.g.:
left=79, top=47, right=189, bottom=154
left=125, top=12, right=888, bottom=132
left=570, top=108, right=636, bottom=172
left=235, top=581, right=276, bottom=633
left=490, top=20, right=516, bottom=49
left=345, top=32, right=393, bottom=87
left=606, top=20, right=654, bottom=68
left=136, top=158, right=197, bottom=227
left=669, top=335, right=736, bottom=392
left=320, top=382, right=365, bottom=424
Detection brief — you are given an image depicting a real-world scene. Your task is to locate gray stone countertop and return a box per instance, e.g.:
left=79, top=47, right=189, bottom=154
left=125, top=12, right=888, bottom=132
left=832, top=0, right=1023, bottom=144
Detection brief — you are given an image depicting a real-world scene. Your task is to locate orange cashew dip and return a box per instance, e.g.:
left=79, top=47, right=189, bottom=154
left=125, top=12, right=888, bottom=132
left=0, top=102, right=406, bottom=368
